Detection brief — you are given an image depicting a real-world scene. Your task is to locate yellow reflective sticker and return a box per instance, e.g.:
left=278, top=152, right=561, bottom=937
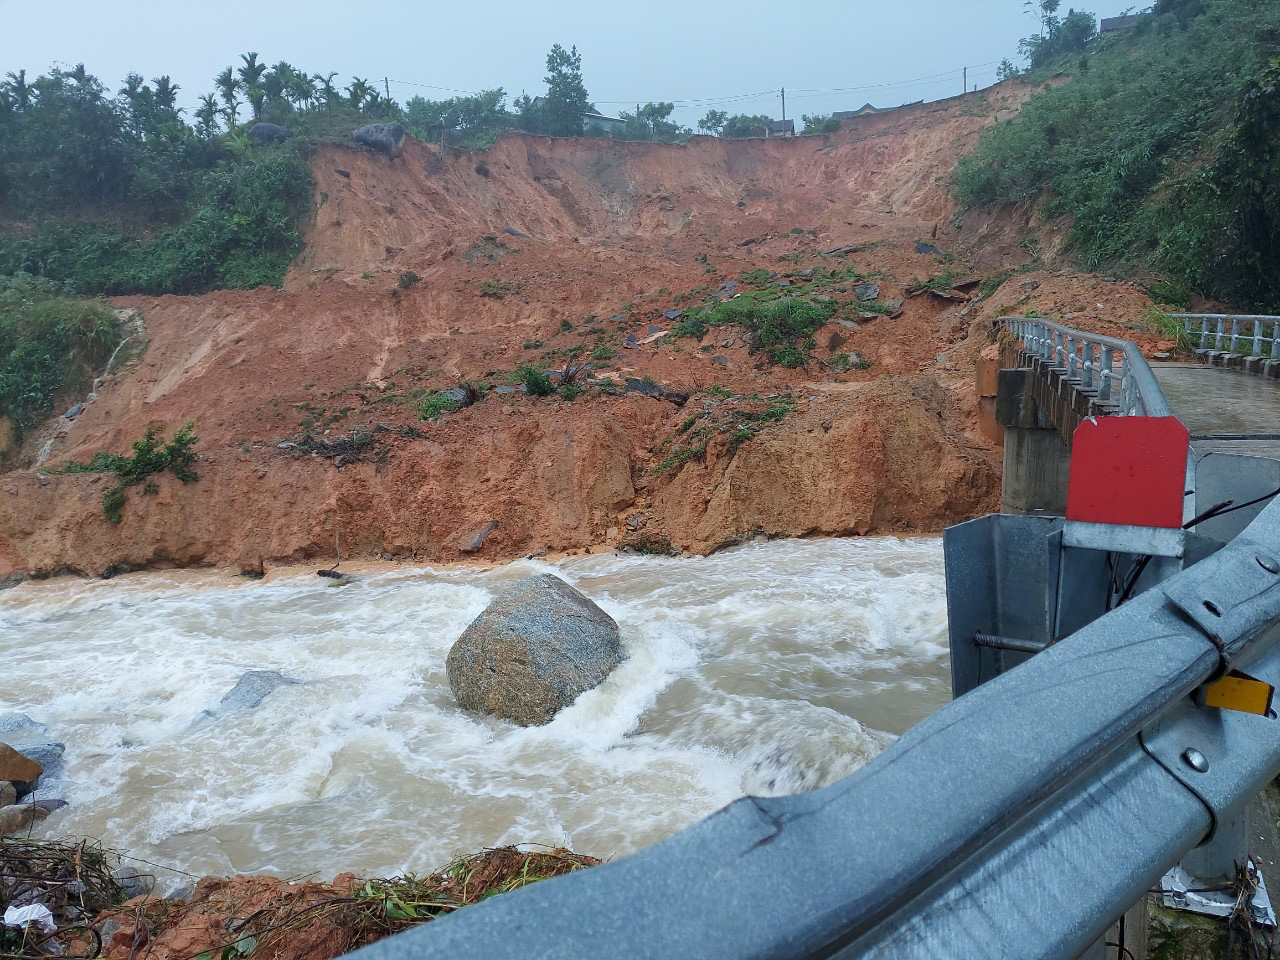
left=1204, top=671, right=1275, bottom=717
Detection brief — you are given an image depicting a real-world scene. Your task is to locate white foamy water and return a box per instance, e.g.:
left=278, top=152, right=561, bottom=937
left=0, top=537, right=949, bottom=882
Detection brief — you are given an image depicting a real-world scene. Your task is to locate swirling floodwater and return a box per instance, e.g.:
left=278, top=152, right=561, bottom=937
left=0, top=537, right=950, bottom=883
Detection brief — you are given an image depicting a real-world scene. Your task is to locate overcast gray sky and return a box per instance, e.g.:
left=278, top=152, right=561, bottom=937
left=2, top=1, right=1143, bottom=127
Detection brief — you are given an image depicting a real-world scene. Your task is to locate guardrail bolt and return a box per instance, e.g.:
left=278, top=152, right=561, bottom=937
left=1257, top=554, right=1280, bottom=574
left=1182, top=748, right=1209, bottom=773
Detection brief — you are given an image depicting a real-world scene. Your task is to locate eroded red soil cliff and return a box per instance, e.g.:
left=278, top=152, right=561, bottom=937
left=0, top=82, right=1168, bottom=579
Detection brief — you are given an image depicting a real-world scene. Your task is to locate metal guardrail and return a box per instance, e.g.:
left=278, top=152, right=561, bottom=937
left=1006, top=315, right=1172, bottom=417
left=1173, top=314, right=1280, bottom=359
left=347, top=497, right=1280, bottom=959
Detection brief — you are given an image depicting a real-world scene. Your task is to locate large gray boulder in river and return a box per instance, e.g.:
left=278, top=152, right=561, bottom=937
left=446, top=575, right=624, bottom=726
left=353, top=122, right=406, bottom=159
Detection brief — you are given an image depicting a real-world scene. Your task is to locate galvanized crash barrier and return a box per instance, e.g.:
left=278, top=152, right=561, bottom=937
left=341, top=315, right=1279, bottom=959
left=1006, top=315, right=1172, bottom=418
left=1173, top=313, right=1280, bottom=376
left=346, top=506, right=1280, bottom=958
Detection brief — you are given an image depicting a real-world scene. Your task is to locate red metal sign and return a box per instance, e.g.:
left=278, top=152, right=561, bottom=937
left=1067, top=416, right=1189, bottom=529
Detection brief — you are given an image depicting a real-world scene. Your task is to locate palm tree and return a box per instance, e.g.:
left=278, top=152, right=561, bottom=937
left=268, top=62, right=296, bottom=107
left=152, top=75, right=179, bottom=112
left=346, top=77, right=372, bottom=109
left=315, top=72, right=339, bottom=109
left=118, top=73, right=148, bottom=136
left=215, top=66, right=240, bottom=127
left=195, top=93, right=220, bottom=137
left=238, top=52, right=267, bottom=120
left=119, top=72, right=144, bottom=102
left=263, top=67, right=286, bottom=108
left=4, top=69, right=30, bottom=109
left=237, top=52, right=266, bottom=88
left=289, top=72, right=316, bottom=111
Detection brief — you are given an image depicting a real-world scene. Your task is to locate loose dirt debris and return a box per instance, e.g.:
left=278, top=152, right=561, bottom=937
left=1, top=838, right=598, bottom=960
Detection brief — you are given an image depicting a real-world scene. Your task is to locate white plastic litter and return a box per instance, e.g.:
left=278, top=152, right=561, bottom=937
left=3, top=903, right=56, bottom=934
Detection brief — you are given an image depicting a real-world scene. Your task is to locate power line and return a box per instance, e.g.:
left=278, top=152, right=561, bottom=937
left=386, top=78, right=482, bottom=96
left=787, top=60, right=1003, bottom=95
left=773, top=72, right=1002, bottom=105
left=593, top=91, right=777, bottom=107
left=382, top=58, right=1005, bottom=118
left=387, top=59, right=1005, bottom=110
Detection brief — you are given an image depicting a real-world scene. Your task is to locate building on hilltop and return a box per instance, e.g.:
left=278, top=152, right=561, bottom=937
left=765, top=119, right=795, bottom=138
left=832, top=103, right=882, bottom=122
left=583, top=112, right=625, bottom=134
left=1100, top=13, right=1144, bottom=33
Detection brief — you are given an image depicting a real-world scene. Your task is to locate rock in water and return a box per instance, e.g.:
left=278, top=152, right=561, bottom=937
left=0, top=803, right=49, bottom=837
left=446, top=575, right=624, bottom=726
left=0, top=714, right=47, bottom=740
left=8, top=742, right=65, bottom=800
left=0, top=744, right=42, bottom=783
left=217, top=670, right=301, bottom=713
left=354, top=122, right=406, bottom=159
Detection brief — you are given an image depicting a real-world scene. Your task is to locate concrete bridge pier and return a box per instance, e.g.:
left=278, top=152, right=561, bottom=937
left=995, top=366, right=1072, bottom=516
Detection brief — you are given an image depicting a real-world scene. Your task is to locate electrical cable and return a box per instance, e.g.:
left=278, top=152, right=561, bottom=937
left=1114, top=487, right=1280, bottom=607
left=387, top=58, right=1006, bottom=112
left=1195, top=485, right=1280, bottom=523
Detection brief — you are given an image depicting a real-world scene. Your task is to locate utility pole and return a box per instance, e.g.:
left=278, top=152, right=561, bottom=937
left=963, top=67, right=967, bottom=95
left=781, top=87, right=786, bottom=121
left=384, top=76, right=390, bottom=100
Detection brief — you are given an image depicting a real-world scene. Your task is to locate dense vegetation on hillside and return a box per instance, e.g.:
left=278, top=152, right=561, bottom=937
left=0, top=62, right=335, bottom=296
left=954, top=0, right=1280, bottom=310
left=0, top=274, right=118, bottom=439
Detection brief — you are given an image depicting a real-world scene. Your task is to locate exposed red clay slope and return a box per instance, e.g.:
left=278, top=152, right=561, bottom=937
left=0, top=80, right=1163, bottom=580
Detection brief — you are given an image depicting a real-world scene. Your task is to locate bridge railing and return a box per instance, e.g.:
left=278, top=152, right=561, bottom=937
left=1006, top=315, right=1172, bottom=417
left=346, top=497, right=1280, bottom=959
left=1172, top=313, right=1280, bottom=359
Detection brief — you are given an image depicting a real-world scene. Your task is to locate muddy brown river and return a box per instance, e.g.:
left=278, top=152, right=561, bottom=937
left=0, top=537, right=950, bottom=884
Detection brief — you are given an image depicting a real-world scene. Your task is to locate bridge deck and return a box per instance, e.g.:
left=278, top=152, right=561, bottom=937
left=1152, top=363, right=1280, bottom=458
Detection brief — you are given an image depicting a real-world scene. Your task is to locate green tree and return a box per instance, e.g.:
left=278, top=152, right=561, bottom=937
left=215, top=66, right=240, bottom=127
left=263, top=64, right=288, bottom=108
left=698, top=109, right=728, bottom=135
left=800, top=113, right=840, bottom=134
left=7, top=68, right=134, bottom=210
left=720, top=114, right=773, bottom=138
left=404, top=89, right=510, bottom=145
left=153, top=75, right=179, bottom=112
left=237, top=52, right=267, bottom=120
left=315, top=72, right=340, bottom=108
left=194, top=93, right=220, bottom=137
left=4, top=70, right=30, bottom=110
left=615, top=102, right=684, bottom=141
left=542, top=43, right=588, bottom=137
left=1020, top=6, right=1096, bottom=68
left=289, top=71, right=316, bottom=111
left=346, top=77, right=373, bottom=109
left=1153, top=0, right=1205, bottom=21
left=513, top=92, right=544, bottom=133
left=119, top=72, right=147, bottom=135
